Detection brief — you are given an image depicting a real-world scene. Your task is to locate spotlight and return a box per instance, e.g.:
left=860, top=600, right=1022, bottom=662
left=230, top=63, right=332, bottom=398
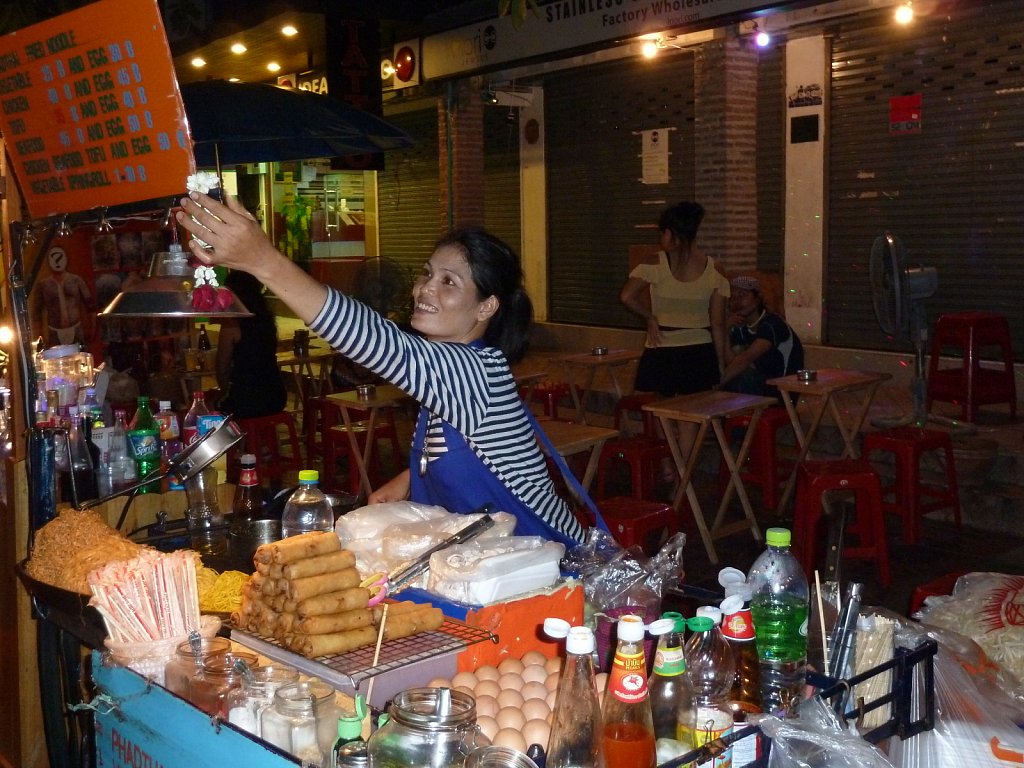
left=95, top=207, right=113, bottom=233
left=482, top=89, right=499, bottom=105
left=57, top=214, right=73, bottom=238
left=642, top=39, right=659, bottom=58
left=894, top=3, right=913, bottom=24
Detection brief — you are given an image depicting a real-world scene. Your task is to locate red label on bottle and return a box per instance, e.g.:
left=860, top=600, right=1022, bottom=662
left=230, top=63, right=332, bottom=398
left=239, top=467, right=258, bottom=487
left=608, top=650, right=649, bottom=703
left=183, top=426, right=200, bottom=446
left=722, top=608, right=757, bottom=641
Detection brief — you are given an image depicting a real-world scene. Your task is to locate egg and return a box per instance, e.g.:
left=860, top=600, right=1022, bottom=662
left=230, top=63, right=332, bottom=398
left=544, top=671, right=561, bottom=691
left=427, top=676, right=450, bottom=688
left=474, top=694, right=500, bottom=719
left=476, top=715, right=500, bottom=743
left=495, top=706, right=526, bottom=731
left=521, top=697, right=551, bottom=722
left=545, top=689, right=557, bottom=709
left=522, top=718, right=551, bottom=751
left=455, top=686, right=476, bottom=699
left=492, top=728, right=527, bottom=753
left=474, top=665, right=501, bottom=682
left=498, top=657, right=525, bottom=675
left=544, top=656, right=562, bottom=675
left=521, top=681, right=549, bottom=701
left=496, top=687, right=525, bottom=710
left=521, top=664, right=548, bottom=685
left=452, top=671, right=478, bottom=690
left=473, top=679, right=502, bottom=700
left=497, top=672, right=524, bottom=692
left=521, top=650, right=548, bottom=667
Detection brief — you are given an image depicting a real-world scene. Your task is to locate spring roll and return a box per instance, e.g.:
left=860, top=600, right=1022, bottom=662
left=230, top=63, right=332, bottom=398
left=286, top=569, right=362, bottom=604
left=255, top=562, right=284, bottom=579
left=292, top=626, right=378, bottom=658
left=371, top=600, right=440, bottom=624
left=296, top=586, right=370, bottom=617
left=295, top=608, right=373, bottom=635
left=282, top=550, right=356, bottom=580
left=255, top=531, right=341, bottom=565
left=382, top=606, right=445, bottom=638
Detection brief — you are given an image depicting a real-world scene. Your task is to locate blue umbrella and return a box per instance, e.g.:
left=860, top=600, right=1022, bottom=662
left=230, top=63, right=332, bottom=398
left=180, top=80, right=415, bottom=166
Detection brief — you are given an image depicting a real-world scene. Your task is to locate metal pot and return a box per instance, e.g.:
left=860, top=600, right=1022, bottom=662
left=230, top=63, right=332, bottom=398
left=230, top=518, right=282, bottom=563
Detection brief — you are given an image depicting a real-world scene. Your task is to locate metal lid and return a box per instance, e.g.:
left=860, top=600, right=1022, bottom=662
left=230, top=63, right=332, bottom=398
left=389, top=688, right=476, bottom=730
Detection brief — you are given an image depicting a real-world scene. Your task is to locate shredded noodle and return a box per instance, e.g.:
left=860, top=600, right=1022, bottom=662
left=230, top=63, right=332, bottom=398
left=196, top=566, right=248, bottom=614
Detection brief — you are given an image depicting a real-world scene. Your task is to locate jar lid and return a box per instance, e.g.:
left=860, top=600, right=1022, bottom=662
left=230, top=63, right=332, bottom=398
left=334, top=741, right=368, bottom=767
left=389, top=688, right=476, bottom=730
left=41, top=344, right=80, bottom=360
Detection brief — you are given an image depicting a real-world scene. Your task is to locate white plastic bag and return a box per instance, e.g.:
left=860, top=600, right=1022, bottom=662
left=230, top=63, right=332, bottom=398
left=427, top=536, right=565, bottom=605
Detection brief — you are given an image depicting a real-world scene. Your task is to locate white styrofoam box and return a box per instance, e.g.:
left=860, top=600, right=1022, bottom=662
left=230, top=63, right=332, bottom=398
left=427, top=537, right=564, bottom=606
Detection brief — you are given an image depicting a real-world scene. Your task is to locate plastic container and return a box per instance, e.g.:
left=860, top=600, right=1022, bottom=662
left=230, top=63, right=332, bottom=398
left=648, top=612, right=692, bottom=742
left=747, top=527, right=809, bottom=715
left=261, top=679, right=339, bottom=766
left=225, top=663, right=299, bottom=737
left=281, top=470, right=334, bottom=538
left=367, top=688, right=485, bottom=768
left=602, top=615, right=656, bottom=768
left=543, top=619, right=605, bottom=768
left=680, top=616, right=734, bottom=766
left=720, top=592, right=763, bottom=766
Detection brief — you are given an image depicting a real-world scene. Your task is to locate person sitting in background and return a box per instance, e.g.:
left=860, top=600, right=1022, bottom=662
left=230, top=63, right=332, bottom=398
left=720, top=275, right=804, bottom=401
left=215, top=270, right=288, bottom=419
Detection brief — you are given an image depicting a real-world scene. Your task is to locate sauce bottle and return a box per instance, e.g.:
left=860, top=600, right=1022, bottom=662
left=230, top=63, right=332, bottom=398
left=543, top=618, right=606, bottom=768
left=601, top=614, right=656, bottom=768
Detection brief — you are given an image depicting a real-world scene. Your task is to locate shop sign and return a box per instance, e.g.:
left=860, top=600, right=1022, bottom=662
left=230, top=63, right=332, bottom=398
left=0, top=0, right=192, bottom=219
left=423, top=0, right=770, bottom=80
left=889, top=94, right=922, bottom=135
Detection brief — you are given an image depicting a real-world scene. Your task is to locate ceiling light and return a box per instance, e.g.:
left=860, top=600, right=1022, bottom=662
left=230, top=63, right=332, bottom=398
left=267, top=62, right=281, bottom=73
left=894, top=3, right=914, bottom=24
left=755, top=29, right=771, bottom=47
left=281, top=25, right=298, bottom=36
left=230, top=42, right=247, bottom=54
left=228, top=77, right=240, bottom=83
left=641, top=40, right=658, bottom=58
left=191, top=57, right=206, bottom=68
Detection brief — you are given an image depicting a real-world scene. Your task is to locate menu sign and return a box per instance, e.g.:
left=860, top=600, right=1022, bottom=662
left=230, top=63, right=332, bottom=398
left=0, top=0, right=194, bottom=219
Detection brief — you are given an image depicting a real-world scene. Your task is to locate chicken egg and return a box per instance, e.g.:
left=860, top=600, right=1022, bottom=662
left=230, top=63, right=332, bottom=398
left=522, top=718, right=551, bottom=751
left=474, top=694, right=500, bottom=719
left=492, top=728, right=527, bottom=753
left=476, top=715, right=499, bottom=743
left=545, top=689, right=557, bottom=709
left=544, top=656, right=562, bottom=675
left=495, top=687, right=525, bottom=710
left=521, top=650, right=548, bottom=667
left=521, top=697, right=551, bottom=722
left=473, top=679, right=502, bottom=700
left=495, top=706, right=527, bottom=731
left=521, top=664, right=548, bottom=685
left=451, top=671, right=478, bottom=690
left=498, top=657, right=525, bottom=675
left=521, top=681, right=549, bottom=701
left=497, top=672, right=524, bottom=692
left=474, top=665, right=501, bottom=682
left=544, top=671, right=561, bottom=691
left=455, top=686, right=476, bottom=699
left=427, top=677, right=451, bottom=688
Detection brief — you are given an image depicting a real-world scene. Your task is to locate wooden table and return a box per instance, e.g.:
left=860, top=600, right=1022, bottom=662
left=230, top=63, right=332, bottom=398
left=644, top=390, right=776, bottom=564
left=533, top=418, right=619, bottom=494
left=560, top=348, right=642, bottom=424
left=513, top=369, right=547, bottom=406
left=768, top=368, right=892, bottom=514
left=325, top=384, right=410, bottom=497
left=276, top=344, right=339, bottom=411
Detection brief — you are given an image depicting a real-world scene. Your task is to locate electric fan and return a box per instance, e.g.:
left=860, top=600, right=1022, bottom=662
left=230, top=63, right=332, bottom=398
left=869, top=231, right=938, bottom=426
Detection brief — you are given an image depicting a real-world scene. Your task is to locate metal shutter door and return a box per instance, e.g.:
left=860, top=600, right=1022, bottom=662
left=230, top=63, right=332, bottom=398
left=484, top=106, right=523, bottom=253
left=757, top=46, right=785, bottom=272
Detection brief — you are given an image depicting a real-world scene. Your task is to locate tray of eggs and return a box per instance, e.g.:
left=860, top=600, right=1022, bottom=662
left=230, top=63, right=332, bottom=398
left=427, top=650, right=610, bottom=755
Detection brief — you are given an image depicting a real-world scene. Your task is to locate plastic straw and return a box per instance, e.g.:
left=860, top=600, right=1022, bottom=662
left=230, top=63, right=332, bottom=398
left=815, top=570, right=830, bottom=676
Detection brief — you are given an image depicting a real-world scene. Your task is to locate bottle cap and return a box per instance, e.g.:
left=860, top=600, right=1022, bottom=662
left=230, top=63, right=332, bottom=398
left=565, top=626, right=595, bottom=655
left=616, top=614, right=646, bottom=642
left=718, top=566, right=747, bottom=588
left=543, top=617, right=570, bottom=640
left=719, top=594, right=744, bottom=617
left=647, top=618, right=675, bottom=636
left=241, top=453, right=257, bottom=466
left=765, top=527, right=792, bottom=547
left=298, top=469, right=319, bottom=483
left=336, top=695, right=367, bottom=741
left=86, top=387, right=96, bottom=395
left=687, top=616, right=714, bottom=632
left=159, top=401, right=171, bottom=411
left=724, top=582, right=752, bottom=602
left=696, top=606, right=722, bottom=625
left=661, top=610, right=686, bottom=633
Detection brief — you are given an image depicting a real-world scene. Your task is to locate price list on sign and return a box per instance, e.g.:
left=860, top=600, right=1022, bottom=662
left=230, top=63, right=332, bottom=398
left=0, top=0, right=194, bottom=219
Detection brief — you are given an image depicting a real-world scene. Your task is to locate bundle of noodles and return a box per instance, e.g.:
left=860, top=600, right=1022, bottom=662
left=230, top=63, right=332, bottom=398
left=233, top=531, right=443, bottom=659
left=26, top=508, right=147, bottom=595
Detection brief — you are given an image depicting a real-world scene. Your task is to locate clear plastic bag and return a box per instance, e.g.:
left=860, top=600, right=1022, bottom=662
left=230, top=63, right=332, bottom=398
left=427, top=536, right=565, bottom=604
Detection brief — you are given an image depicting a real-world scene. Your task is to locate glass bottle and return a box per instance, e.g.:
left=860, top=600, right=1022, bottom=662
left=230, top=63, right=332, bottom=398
left=261, top=679, right=341, bottom=767
left=648, top=612, right=693, bottom=743
left=128, top=397, right=161, bottom=493
left=543, top=618, right=606, bottom=768
left=680, top=616, right=734, bottom=767
left=59, top=410, right=98, bottom=504
left=747, top=527, right=809, bottom=715
left=720, top=592, right=763, bottom=767
left=109, top=408, right=137, bottom=491
left=82, top=386, right=104, bottom=427
left=225, top=663, right=299, bottom=738
left=231, top=453, right=263, bottom=533
left=156, top=400, right=182, bottom=492
left=367, top=688, right=484, bottom=768
left=163, top=635, right=231, bottom=700
left=331, top=695, right=367, bottom=768
left=183, top=390, right=210, bottom=446
left=602, top=614, right=656, bottom=768
left=187, top=650, right=260, bottom=717
left=197, top=323, right=212, bottom=368
left=281, top=470, right=334, bottom=538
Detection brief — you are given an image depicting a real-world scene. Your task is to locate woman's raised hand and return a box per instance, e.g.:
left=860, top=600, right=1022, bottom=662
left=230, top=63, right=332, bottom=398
left=176, top=191, right=278, bottom=274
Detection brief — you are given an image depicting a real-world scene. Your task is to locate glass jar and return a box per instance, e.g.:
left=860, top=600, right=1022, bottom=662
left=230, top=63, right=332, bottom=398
left=367, top=688, right=485, bottom=768
left=225, top=664, right=299, bottom=737
left=163, top=636, right=231, bottom=699
left=465, top=746, right=541, bottom=768
left=187, top=651, right=260, bottom=717
left=261, top=679, right=339, bottom=766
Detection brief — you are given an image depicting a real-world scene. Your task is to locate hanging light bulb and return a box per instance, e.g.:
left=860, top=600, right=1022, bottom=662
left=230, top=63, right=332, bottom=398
left=894, top=2, right=914, bottom=24
left=57, top=214, right=73, bottom=238
left=22, top=223, right=37, bottom=245
left=95, top=207, right=113, bottom=233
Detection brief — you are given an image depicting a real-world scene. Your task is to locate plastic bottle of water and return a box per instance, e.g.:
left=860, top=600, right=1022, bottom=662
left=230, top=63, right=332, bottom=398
left=679, top=616, right=734, bottom=767
left=281, top=470, right=334, bottom=538
left=747, top=527, right=809, bottom=715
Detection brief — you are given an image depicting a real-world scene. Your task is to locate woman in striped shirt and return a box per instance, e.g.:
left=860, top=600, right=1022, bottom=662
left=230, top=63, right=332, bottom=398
left=178, top=191, right=584, bottom=546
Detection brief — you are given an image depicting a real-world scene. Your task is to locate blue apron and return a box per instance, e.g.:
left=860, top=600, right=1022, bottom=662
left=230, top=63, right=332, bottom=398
left=408, top=407, right=581, bottom=549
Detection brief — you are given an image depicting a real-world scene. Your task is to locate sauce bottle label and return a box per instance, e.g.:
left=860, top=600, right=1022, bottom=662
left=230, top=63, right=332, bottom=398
left=722, top=608, right=756, bottom=641
left=679, top=706, right=733, bottom=768
left=239, top=467, right=258, bottom=487
left=608, top=649, right=648, bottom=703
left=652, top=646, right=686, bottom=676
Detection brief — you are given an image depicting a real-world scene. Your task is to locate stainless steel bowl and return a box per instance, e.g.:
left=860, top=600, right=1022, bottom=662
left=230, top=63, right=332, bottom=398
left=797, top=369, right=817, bottom=382
left=591, top=346, right=608, bottom=356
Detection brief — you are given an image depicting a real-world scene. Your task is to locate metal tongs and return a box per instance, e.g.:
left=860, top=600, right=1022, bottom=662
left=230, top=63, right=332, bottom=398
left=385, top=504, right=495, bottom=595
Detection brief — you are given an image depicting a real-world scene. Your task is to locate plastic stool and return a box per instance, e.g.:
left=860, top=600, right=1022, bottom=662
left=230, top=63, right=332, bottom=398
left=594, top=435, right=673, bottom=501
left=592, top=497, right=678, bottom=555
left=927, top=311, right=1016, bottom=422
left=524, top=382, right=573, bottom=419
left=862, top=426, right=961, bottom=545
left=793, top=459, right=891, bottom=587
left=716, top=406, right=793, bottom=511
left=230, top=411, right=303, bottom=486
left=614, top=392, right=661, bottom=437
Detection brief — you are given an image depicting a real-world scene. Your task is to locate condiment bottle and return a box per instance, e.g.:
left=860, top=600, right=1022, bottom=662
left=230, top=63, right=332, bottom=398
left=163, top=635, right=231, bottom=700
left=226, top=663, right=299, bottom=738
left=188, top=650, right=260, bottom=717
left=679, top=616, right=734, bottom=766
left=648, top=612, right=693, bottom=743
left=367, top=687, right=485, bottom=768
left=747, top=527, right=809, bottom=715
left=281, top=470, right=334, bottom=538
left=331, top=694, right=367, bottom=768
left=197, top=323, right=211, bottom=368
left=602, top=614, right=656, bottom=768
left=543, top=618, right=606, bottom=768
left=183, top=390, right=210, bottom=446
left=261, top=678, right=339, bottom=766
left=721, top=591, right=763, bottom=766
left=231, top=453, right=263, bottom=533
left=127, top=396, right=160, bottom=493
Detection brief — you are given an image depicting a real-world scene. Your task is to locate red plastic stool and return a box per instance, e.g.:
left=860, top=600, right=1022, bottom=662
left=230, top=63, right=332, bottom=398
left=793, top=459, right=891, bottom=587
left=592, top=497, right=679, bottom=555
left=716, top=406, right=793, bottom=511
left=594, top=435, right=673, bottom=501
left=862, top=426, right=961, bottom=545
left=230, top=411, right=304, bottom=486
left=614, top=392, right=661, bottom=437
left=927, top=312, right=1017, bottom=422
left=523, top=381, right=573, bottom=419
left=323, top=415, right=402, bottom=495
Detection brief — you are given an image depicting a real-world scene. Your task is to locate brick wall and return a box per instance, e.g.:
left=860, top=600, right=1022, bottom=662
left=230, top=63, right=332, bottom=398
left=437, top=80, right=486, bottom=231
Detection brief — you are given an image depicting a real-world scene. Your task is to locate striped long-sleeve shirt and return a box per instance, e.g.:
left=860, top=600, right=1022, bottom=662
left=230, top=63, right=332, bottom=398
left=309, top=287, right=585, bottom=543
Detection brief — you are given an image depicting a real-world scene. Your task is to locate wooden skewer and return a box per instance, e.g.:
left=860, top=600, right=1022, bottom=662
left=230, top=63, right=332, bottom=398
left=815, top=570, right=829, bottom=676
left=362, top=603, right=389, bottom=739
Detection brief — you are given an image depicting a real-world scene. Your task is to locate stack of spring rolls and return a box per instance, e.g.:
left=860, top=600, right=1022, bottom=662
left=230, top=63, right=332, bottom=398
left=231, top=531, right=444, bottom=659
